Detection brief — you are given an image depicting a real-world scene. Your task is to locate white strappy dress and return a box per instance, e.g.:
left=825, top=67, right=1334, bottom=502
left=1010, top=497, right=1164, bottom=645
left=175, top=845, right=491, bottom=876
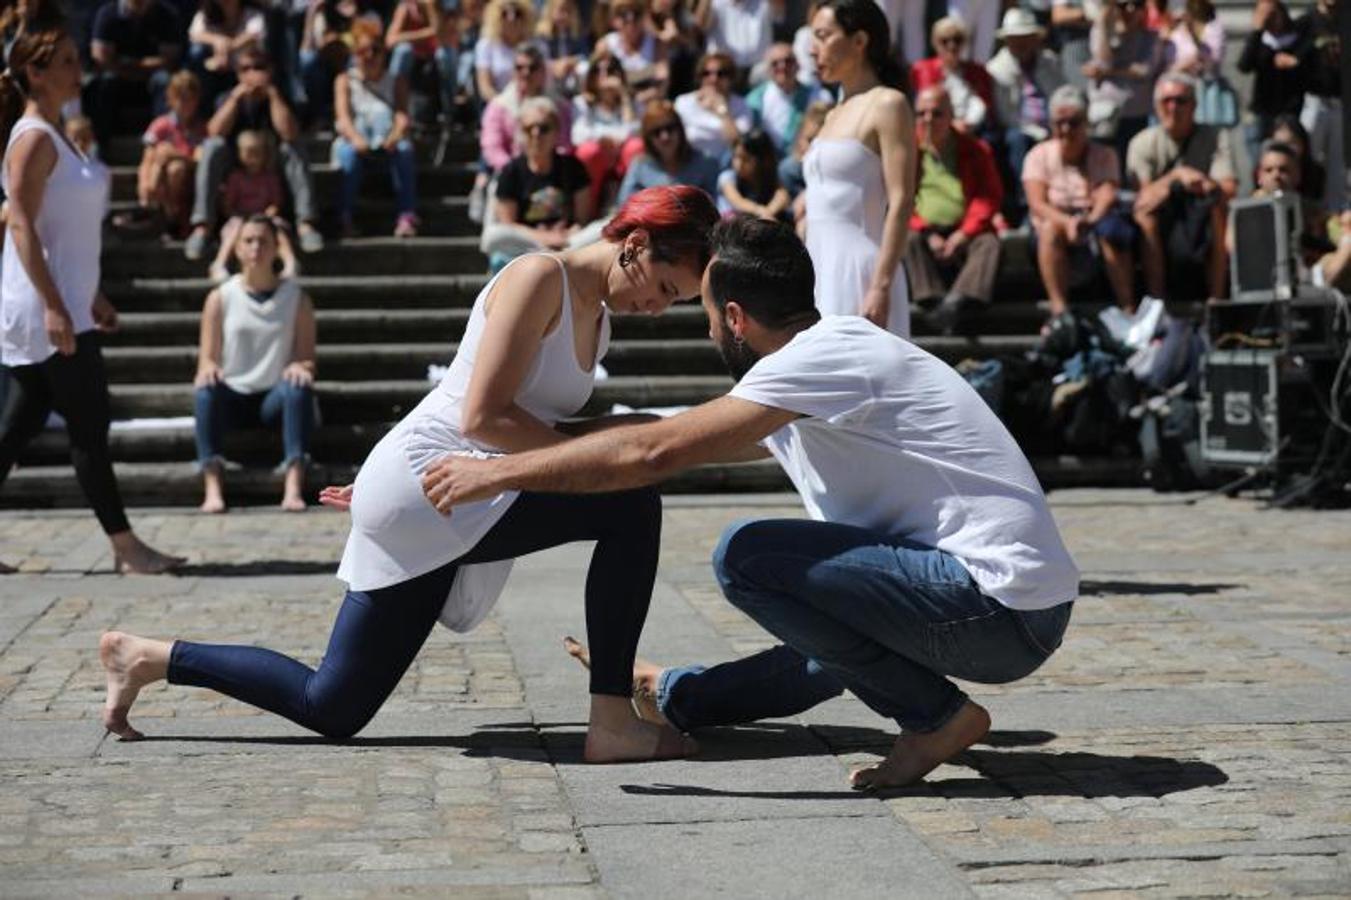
left=803, top=138, right=911, bottom=338
left=336, top=253, right=611, bottom=631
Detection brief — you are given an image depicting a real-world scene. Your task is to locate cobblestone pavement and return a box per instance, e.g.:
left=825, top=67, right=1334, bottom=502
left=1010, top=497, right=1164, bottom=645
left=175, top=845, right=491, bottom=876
left=1, top=490, right=1349, bottom=898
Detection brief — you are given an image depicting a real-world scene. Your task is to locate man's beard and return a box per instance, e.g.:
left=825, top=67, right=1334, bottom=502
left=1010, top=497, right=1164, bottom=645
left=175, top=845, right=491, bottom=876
left=715, top=330, right=761, bottom=381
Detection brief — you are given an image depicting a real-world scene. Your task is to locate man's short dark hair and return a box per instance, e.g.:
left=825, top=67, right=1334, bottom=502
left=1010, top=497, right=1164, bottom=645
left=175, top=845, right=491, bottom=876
left=707, top=215, right=817, bottom=329
left=1259, top=139, right=1301, bottom=170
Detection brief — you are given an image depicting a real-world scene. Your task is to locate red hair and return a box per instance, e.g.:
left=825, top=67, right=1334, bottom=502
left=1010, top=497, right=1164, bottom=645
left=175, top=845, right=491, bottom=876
left=602, top=185, right=718, bottom=269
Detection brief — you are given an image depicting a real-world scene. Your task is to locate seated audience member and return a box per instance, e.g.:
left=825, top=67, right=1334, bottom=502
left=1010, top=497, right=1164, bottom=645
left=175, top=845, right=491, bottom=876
left=717, top=129, right=790, bottom=221
left=480, top=45, right=574, bottom=176
left=600, top=0, right=667, bottom=93
left=904, top=87, right=1003, bottom=332
left=674, top=51, right=752, bottom=165
left=537, top=0, right=590, bottom=90
left=649, top=0, right=697, bottom=96
left=1084, top=0, right=1162, bottom=166
left=791, top=0, right=823, bottom=88
left=298, top=0, right=385, bottom=125
left=194, top=215, right=317, bottom=514
left=910, top=17, right=994, bottom=135
left=387, top=0, right=459, bottom=116
left=1228, top=140, right=1328, bottom=263
left=134, top=70, right=207, bottom=238
left=747, top=43, right=827, bottom=158
left=63, top=115, right=99, bottom=159
left=1050, top=0, right=1094, bottom=88
left=1162, top=0, right=1223, bottom=79
left=617, top=100, right=722, bottom=202
left=1314, top=211, right=1351, bottom=293
left=208, top=129, right=300, bottom=282
left=476, top=0, right=540, bottom=103
left=1267, top=114, right=1326, bottom=205
left=1127, top=73, right=1236, bottom=300
left=334, top=24, right=420, bottom=238
left=189, top=0, right=269, bottom=108
left=1023, top=85, right=1136, bottom=317
left=697, top=0, right=772, bottom=79
left=185, top=48, right=324, bottom=262
left=779, top=99, right=830, bottom=199
left=1237, top=0, right=1312, bottom=163
left=1298, top=0, right=1343, bottom=210
left=480, top=98, right=594, bottom=271
left=88, top=0, right=182, bottom=145
left=985, top=9, right=1064, bottom=223
left=572, top=49, right=644, bottom=212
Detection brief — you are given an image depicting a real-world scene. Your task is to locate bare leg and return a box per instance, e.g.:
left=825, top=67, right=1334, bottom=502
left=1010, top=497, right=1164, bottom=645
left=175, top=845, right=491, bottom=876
left=849, top=700, right=991, bottom=790
left=1099, top=240, right=1137, bottom=313
left=280, top=460, right=306, bottom=512
left=200, top=464, right=226, bottom=514
left=99, top=631, right=173, bottom=739
left=1208, top=200, right=1229, bottom=299
left=1037, top=222, right=1072, bottom=317
left=564, top=635, right=667, bottom=725
left=109, top=531, right=187, bottom=574
left=276, top=226, right=300, bottom=280
left=208, top=217, right=242, bottom=283
left=163, top=158, right=193, bottom=237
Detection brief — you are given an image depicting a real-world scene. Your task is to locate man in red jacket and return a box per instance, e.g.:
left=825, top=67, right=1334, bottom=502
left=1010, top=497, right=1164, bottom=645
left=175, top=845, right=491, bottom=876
left=904, top=86, right=1003, bottom=334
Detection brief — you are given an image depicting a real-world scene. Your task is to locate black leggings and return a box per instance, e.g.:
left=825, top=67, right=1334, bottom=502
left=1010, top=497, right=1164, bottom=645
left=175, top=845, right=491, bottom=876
left=0, top=332, right=130, bottom=535
left=169, top=487, right=662, bottom=738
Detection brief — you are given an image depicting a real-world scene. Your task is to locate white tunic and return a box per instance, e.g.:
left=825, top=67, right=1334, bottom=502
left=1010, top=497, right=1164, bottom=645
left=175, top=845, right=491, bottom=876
left=1, top=117, right=110, bottom=366
left=218, top=276, right=302, bottom=394
left=337, top=254, right=611, bottom=631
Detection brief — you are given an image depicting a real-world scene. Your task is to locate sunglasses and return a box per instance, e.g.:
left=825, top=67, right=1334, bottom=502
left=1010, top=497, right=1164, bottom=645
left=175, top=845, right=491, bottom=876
left=1159, top=94, right=1194, bottom=106
left=648, top=123, right=679, bottom=138
left=523, top=122, right=556, bottom=136
left=769, top=58, right=795, bottom=69
left=937, top=36, right=965, bottom=47
left=595, top=61, right=622, bottom=74
left=916, top=108, right=949, bottom=119
left=1052, top=115, right=1085, bottom=128
left=238, top=62, right=269, bottom=72
left=616, top=9, right=640, bottom=21
left=515, top=61, right=542, bottom=73
left=701, top=67, right=732, bottom=79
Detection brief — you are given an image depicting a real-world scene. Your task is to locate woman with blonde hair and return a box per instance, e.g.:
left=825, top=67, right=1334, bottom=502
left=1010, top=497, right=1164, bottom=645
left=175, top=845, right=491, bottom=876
left=0, top=25, right=184, bottom=574
left=601, top=0, right=667, bottom=92
left=536, top=0, right=590, bottom=88
left=908, top=15, right=994, bottom=134
left=572, top=47, right=643, bottom=211
left=476, top=0, right=539, bottom=102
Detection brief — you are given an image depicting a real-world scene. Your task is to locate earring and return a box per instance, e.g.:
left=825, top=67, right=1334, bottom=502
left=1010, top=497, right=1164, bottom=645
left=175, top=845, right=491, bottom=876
left=733, top=333, right=745, bottom=346
left=619, top=249, right=634, bottom=268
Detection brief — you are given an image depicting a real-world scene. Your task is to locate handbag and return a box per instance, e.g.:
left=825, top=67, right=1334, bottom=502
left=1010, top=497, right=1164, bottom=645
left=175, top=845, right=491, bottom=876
left=1195, top=77, right=1239, bottom=128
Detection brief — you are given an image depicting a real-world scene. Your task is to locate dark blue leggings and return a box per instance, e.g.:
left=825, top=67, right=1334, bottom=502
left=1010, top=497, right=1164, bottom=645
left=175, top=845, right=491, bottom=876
left=168, top=487, right=662, bottom=738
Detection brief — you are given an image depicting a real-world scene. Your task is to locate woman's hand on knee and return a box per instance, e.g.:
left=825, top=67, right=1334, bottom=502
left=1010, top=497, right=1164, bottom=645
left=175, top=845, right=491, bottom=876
left=194, top=363, right=224, bottom=388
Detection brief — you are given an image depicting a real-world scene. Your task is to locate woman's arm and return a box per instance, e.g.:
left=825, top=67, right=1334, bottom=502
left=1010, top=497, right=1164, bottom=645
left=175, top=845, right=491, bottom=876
left=282, top=293, right=317, bottom=385
left=459, top=256, right=581, bottom=451
left=194, top=288, right=225, bottom=386
left=719, top=173, right=761, bottom=216
left=385, top=74, right=413, bottom=147
left=861, top=90, right=914, bottom=328
left=762, top=186, right=790, bottom=220
left=571, top=184, right=593, bottom=227
left=332, top=72, right=364, bottom=147
left=476, top=46, right=500, bottom=102
left=5, top=131, right=75, bottom=355
left=1084, top=179, right=1119, bottom=225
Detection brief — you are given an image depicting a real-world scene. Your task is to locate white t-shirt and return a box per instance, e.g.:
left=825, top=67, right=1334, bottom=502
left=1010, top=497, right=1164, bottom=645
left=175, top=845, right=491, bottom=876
left=674, top=91, right=752, bottom=162
left=475, top=39, right=524, bottom=94
left=706, top=0, right=772, bottom=70
left=728, top=316, right=1079, bottom=611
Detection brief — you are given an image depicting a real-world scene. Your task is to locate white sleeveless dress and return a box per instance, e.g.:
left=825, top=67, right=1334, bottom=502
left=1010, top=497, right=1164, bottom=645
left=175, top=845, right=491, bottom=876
left=803, top=138, right=910, bottom=338
left=337, top=254, right=611, bottom=631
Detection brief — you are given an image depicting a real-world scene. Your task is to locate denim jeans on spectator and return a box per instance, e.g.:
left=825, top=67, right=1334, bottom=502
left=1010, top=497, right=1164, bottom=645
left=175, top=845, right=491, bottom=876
left=656, top=519, right=1073, bottom=734
left=299, top=49, right=337, bottom=125
left=192, top=136, right=317, bottom=228
left=333, top=137, right=419, bottom=222
left=194, top=379, right=315, bottom=470
left=389, top=42, right=460, bottom=115
left=1000, top=126, right=1036, bottom=224
left=87, top=69, right=172, bottom=145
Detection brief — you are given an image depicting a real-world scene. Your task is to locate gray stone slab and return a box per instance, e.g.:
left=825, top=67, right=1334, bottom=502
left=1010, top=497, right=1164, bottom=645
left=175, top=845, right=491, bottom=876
left=0, top=719, right=104, bottom=760
left=176, top=862, right=595, bottom=894
left=0, top=875, right=177, bottom=898
left=943, top=837, right=1348, bottom=867
left=584, top=815, right=974, bottom=900
left=0, top=595, right=53, bottom=652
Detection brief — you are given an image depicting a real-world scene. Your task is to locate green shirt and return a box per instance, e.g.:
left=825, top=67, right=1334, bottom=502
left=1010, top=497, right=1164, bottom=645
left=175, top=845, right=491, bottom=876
left=915, top=142, right=965, bottom=229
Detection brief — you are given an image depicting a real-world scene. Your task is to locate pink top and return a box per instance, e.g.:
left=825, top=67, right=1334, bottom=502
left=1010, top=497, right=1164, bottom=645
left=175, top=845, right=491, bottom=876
left=223, top=169, right=284, bottom=216
left=1163, top=19, right=1225, bottom=77
left=1021, top=139, right=1119, bottom=232
left=480, top=93, right=574, bottom=172
left=143, top=112, right=206, bottom=157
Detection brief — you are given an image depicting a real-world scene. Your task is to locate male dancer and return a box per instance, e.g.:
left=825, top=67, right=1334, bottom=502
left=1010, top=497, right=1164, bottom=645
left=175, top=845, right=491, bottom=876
left=420, top=217, right=1079, bottom=788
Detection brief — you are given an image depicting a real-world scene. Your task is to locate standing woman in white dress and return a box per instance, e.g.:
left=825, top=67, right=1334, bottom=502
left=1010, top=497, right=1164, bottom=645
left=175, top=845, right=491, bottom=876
left=99, top=186, right=718, bottom=764
left=0, top=25, right=184, bottom=574
left=802, top=0, right=915, bottom=337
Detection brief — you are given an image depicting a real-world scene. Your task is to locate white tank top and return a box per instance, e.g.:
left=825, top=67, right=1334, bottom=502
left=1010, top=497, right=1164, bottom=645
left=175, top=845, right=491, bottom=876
left=1, top=116, right=110, bottom=365
left=337, top=253, right=611, bottom=630
left=218, top=275, right=303, bottom=394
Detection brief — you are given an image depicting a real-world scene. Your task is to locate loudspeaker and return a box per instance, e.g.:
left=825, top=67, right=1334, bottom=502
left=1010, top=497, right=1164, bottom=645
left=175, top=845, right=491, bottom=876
left=1200, top=349, right=1334, bottom=468
left=1229, top=193, right=1302, bottom=300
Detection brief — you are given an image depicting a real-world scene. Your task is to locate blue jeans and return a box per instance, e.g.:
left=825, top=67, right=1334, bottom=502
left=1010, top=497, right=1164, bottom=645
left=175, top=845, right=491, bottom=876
left=333, top=137, right=418, bottom=221
left=658, top=519, right=1073, bottom=734
left=389, top=43, right=459, bottom=113
left=193, top=380, right=315, bottom=470
left=168, top=487, right=662, bottom=738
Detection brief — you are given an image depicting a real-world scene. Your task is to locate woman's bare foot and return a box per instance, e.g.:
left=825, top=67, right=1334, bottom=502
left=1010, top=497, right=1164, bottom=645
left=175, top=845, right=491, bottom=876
left=99, top=631, right=173, bottom=740
left=200, top=469, right=226, bottom=514
left=281, top=463, right=306, bottom=511
left=583, top=694, right=696, bottom=763
left=280, top=494, right=306, bottom=512
left=849, top=701, right=991, bottom=791
left=563, top=636, right=669, bottom=726
left=200, top=495, right=226, bottom=514
left=110, top=532, right=186, bottom=575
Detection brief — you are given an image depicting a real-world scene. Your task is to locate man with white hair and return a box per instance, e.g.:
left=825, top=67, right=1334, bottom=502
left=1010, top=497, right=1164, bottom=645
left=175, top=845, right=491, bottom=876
left=1126, top=72, right=1237, bottom=300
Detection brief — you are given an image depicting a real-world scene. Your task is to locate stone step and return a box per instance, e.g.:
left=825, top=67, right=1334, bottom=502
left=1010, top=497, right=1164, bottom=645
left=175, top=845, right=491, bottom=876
left=101, top=334, right=1037, bottom=382
left=104, top=274, right=490, bottom=311
left=0, top=453, right=1143, bottom=510
left=104, top=375, right=735, bottom=422
left=106, top=162, right=479, bottom=205
left=108, top=194, right=480, bottom=237
left=99, top=130, right=479, bottom=168
left=101, top=236, right=485, bottom=279
left=19, top=422, right=390, bottom=467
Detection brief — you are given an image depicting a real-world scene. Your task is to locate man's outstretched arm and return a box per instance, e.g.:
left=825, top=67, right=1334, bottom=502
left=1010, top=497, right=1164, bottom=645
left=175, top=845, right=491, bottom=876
left=421, top=396, right=797, bottom=513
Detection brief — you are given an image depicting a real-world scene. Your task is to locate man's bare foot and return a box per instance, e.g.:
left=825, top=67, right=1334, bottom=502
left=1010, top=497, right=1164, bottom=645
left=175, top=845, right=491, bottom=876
left=849, top=701, right=991, bottom=791
left=99, top=631, right=172, bottom=741
left=583, top=694, right=696, bottom=763
left=563, top=636, right=669, bottom=726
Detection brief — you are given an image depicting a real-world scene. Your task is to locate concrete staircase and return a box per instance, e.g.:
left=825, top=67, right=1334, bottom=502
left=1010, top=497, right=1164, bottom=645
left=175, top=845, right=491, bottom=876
left=3, top=130, right=1145, bottom=510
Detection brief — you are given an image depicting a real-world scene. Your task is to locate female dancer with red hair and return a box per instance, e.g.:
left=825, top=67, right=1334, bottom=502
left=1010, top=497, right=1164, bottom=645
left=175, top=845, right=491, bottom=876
left=100, top=185, right=718, bottom=763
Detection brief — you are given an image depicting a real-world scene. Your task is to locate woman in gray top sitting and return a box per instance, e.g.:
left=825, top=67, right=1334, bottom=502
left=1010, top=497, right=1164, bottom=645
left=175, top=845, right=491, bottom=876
left=193, top=214, right=317, bottom=513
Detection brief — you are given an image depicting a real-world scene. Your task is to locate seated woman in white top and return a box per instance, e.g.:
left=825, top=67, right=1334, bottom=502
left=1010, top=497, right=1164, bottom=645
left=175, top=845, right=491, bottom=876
left=99, top=186, right=720, bottom=765
left=674, top=51, right=752, bottom=165
left=475, top=0, right=540, bottom=102
left=571, top=48, right=644, bottom=213
left=193, top=215, right=317, bottom=513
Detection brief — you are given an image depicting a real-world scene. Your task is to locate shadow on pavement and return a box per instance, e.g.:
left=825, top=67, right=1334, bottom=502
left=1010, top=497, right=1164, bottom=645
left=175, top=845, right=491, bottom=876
left=172, top=560, right=338, bottom=576
left=1079, top=579, right=1241, bottom=596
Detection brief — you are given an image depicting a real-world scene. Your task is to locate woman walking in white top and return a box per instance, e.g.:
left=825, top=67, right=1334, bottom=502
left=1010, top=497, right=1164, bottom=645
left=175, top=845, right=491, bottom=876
left=99, top=186, right=718, bottom=764
left=0, top=25, right=183, bottom=575
left=194, top=215, right=317, bottom=513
